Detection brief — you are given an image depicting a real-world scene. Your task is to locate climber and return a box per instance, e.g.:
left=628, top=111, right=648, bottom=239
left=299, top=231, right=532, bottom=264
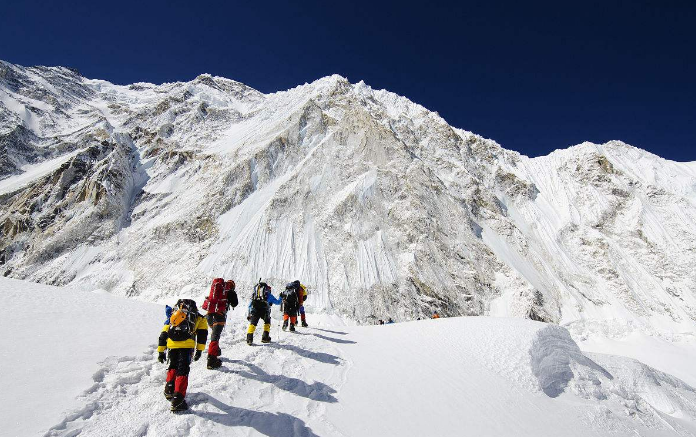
left=298, top=283, right=309, bottom=327
left=157, top=299, right=208, bottom=412
left=202, top=278, right=238, bottom=369
left=246, top=280, right=282, bottom=345
left=281, top=280, right=301, bottom=331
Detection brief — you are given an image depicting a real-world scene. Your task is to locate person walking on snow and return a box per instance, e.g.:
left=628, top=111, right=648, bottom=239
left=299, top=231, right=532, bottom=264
left=281, top=280, right=302, bottom=331
left=298, top=283, right=309, bottom=327
left=202, top=278, right=238, bottom=369
left=157, top=299, right=208, bottom=412
left=246, top=280, right=281, bottom=345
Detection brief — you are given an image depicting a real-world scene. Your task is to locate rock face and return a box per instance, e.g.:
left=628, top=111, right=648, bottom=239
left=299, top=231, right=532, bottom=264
left=1, top=60, right=695, bottom=334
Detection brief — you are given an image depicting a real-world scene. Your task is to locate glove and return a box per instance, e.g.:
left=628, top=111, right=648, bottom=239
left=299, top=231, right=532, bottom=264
left=158, top=352, right=166, bottom=363
left=194, top=350, right=202, bottom=361
left=246, top=315, right=251, bottom=321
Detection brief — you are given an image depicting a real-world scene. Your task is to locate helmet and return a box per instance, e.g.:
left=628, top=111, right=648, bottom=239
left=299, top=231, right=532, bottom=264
left=225, top=280, right=235, bottom=290
left=175, top=298, right=198, bottom=311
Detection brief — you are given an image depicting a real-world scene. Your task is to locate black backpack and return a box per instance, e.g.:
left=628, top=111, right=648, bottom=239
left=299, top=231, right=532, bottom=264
left=167, top=299, right=198, bottom=342
left=282, top=285, right=299, bottom=310
left=251, top=281, right=269, bottom=310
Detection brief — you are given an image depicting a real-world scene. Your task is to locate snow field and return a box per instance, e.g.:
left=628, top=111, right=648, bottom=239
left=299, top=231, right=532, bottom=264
left=43, top=306, right=352, bottom=437
left=0, top=277, right=162, bottom=437
left=3, top=276, right=691, bottom=436
left=336, top=318, right=696, bottom=435
left=578, top=328, right=696, bottom=388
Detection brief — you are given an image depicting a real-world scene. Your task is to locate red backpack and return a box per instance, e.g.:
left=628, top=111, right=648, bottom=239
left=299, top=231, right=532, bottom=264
left=202, top=278, right=228, bottom=314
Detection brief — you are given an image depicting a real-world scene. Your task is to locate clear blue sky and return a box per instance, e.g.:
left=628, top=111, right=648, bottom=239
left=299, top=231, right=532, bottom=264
left=1, top=0, right=694, bottom=161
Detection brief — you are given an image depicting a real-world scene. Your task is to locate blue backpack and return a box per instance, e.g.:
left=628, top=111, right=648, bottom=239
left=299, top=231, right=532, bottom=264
left=164, top=305, right=173, bottom=324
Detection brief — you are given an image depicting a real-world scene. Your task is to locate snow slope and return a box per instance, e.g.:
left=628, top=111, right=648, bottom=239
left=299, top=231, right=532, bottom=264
left=579, top=329, right=696, bottom=389
left=0, top=147, right=85, bottom=195
left=0, top=277, right=162, bottom=437
left=6, top=277, right=694, bottom=437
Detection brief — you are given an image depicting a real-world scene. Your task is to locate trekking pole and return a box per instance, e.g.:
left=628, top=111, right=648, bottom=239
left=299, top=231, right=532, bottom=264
left=278, top=301, right=283, bottom=341
left=228, top=306, right=234, bottom=334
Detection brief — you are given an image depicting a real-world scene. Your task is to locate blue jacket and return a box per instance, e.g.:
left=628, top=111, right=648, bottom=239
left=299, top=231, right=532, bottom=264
left=267, top=292, right=282, bottom=306
left=247, top=291, right=282, bottom=314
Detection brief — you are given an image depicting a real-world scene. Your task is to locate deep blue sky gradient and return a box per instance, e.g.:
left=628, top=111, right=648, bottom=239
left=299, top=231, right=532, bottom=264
left=1, top=0, right=694, bottom=160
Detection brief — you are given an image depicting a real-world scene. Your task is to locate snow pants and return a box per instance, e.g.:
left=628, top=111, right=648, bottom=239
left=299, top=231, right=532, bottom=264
left=166, top=348, right=192, bottom=398
left=299, top=305, right=306, bottom=323
left=206, top=313, right=226, bottom=357
left=283, top=305, right=299, bottom=325
left=247, top=307, right=271, bottom=335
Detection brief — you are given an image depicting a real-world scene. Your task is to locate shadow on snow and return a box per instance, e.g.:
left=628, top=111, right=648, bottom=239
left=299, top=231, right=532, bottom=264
left=221, top=360, right=338, bottom=403
left=310, top=328, right=349, bottom=336
left=190, top=393, right=320, bottom=437
left=291, top=331, right=357, bottom=345
left=266, top=342, right=343, bottom=365
left=309, top=333, right=356, bottom=345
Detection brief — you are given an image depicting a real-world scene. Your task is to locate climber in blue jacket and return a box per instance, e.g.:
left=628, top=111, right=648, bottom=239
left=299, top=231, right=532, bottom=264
left=246, top=280, right=282, bottom=344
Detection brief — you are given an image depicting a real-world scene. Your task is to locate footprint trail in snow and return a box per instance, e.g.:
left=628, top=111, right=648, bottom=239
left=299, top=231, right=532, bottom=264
left=42, top=315, right=696, bottom=437
left=46, top=318, right=351, bottom=437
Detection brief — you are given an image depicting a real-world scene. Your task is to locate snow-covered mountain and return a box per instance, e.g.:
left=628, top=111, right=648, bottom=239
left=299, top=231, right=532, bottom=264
left=1, top=60, right=695, bottom=339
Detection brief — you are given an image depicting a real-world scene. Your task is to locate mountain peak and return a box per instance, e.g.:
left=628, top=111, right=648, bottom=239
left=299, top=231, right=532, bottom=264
left=1, top=61, right=694, bottom=342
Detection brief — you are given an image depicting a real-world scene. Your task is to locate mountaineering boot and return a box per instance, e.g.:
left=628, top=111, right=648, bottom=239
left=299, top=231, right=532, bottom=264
left=261, top=330, right=271, bottom=343
left=164, top=382, right=175, bottom=400
left=289, top=323, right=296, bottom=332
left=246, top=333, right=254, bottom=345
left=301, top=321, right=308, bottom=327
left=282, top=320, right=288, bottom=331
left=207, top=355, right=222, bottom=370
left=170, top=394, right=188, bottom=412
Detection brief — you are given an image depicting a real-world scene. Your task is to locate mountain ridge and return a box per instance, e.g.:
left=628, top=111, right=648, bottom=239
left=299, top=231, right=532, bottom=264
left=1, top=60, right=694, bottom=338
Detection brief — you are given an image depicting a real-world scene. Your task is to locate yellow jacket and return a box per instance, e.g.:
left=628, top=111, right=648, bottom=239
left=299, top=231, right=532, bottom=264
left=157, top=315, right=208, bottom=352
left=299, top=286, right=308, bottom=305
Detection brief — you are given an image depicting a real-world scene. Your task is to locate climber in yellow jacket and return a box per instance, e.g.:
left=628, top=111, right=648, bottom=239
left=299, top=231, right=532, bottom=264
left=157, top=299, right=208, bottom=412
